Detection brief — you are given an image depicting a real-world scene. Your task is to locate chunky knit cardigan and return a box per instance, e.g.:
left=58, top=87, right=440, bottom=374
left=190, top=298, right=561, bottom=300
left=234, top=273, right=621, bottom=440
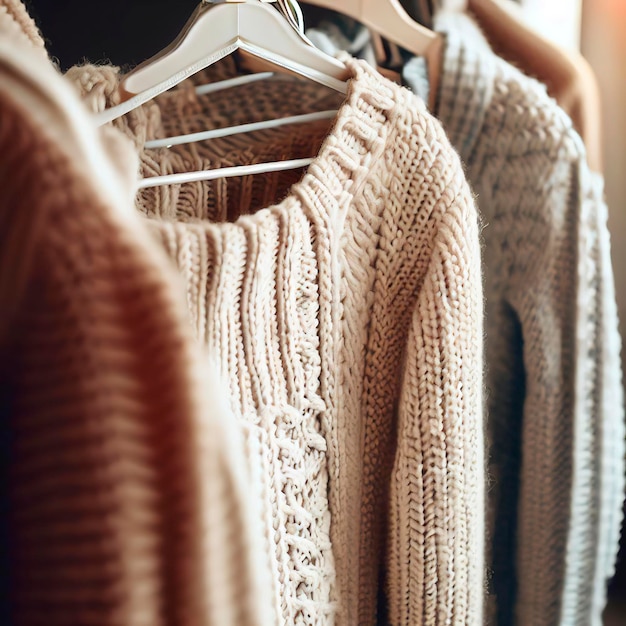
left=59, top=32, right=487, bottom=626
left=308, top=6, right=625, bottom=626
left=0, top=7, right=275, bottom=626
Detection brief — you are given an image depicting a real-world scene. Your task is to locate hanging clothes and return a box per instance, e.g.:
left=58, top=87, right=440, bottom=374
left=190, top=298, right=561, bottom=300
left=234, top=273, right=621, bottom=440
left=0, top=7, right=276, bottom=626
left=307, top=5, right=624, bottom=626
left=64, top=43, right=487, bottom=626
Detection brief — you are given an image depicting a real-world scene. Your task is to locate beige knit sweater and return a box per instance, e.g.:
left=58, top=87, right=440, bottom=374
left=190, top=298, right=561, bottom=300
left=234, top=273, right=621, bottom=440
left=433, top=13, right=625, bottom=626
left=0, top=7, right=274, bottom=626
left=3, top=3, right=486, bottom=624
left=71, top=50, right=486, bottom=626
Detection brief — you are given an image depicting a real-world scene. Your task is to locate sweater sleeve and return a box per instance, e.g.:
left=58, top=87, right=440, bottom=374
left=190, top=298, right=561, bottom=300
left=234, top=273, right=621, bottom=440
left=494, top=143, right=623, bottom=626
left=556, top=156, right=607, bottom=626
left=588, top=173, right=626, bottom=624
left=387, top=197, right=485, bottom=625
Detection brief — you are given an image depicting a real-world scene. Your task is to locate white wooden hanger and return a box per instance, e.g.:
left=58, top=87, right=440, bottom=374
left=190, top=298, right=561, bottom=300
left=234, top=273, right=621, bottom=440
left=97, top=0, right=349, bottom=127
left=302, top=0, right=441, bottom=59
left=303, top=0, right=442, bottom=109
left=144, top=110, right=338, bottom=150
left=96, top=0, right=349, bottom=188
left=138, top=158, right=316, bottom=189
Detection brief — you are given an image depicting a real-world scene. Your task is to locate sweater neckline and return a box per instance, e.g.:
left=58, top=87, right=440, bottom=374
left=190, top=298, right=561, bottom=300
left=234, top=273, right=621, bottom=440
left=130, top=57, right=400, bottom=232
left=4, top=0, right=419, bottom=236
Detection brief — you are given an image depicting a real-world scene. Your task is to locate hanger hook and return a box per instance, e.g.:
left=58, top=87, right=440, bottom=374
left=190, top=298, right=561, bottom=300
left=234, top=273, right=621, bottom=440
left=275, top=0, right=305, bottom=34
left=201, top=0, right=304, bottom=35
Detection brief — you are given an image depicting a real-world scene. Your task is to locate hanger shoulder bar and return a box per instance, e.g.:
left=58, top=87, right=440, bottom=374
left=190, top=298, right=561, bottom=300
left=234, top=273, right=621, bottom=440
left=97, top=1, right=348, bottom=125
left=307, top=0, right=440, bottom=57
left=138, top=157, right=314, bottom=188
left=123, top=1, right=348, bottom=95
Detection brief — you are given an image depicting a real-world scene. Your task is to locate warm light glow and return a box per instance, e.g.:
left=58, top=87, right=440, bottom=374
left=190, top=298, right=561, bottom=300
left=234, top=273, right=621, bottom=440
left=521, top=0, right=582, bottom=51
left=595, top=0, right=626, bottom=18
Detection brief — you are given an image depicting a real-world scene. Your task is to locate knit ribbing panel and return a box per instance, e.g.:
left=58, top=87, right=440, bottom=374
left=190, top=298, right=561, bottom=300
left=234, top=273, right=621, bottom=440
left=592, top=172, right=625, bottom=623
left=561, top=154, right=603, bottom=626
left=563, top=167, right=625, bottom=626
left=149, top=206, right=336, bottom=625
left=384, top=125, right=485, bottom=625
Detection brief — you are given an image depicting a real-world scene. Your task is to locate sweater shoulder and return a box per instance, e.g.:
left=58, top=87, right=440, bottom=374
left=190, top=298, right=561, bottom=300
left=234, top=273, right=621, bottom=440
left=349, top=63, right=480, bottom=290
left=367, top=60, right=478, bottom=224
left=473, top=59, right=598, bottom=289
left=390, top=77, right=479, bottom=244
left=482, top=58, right=587, bottom=167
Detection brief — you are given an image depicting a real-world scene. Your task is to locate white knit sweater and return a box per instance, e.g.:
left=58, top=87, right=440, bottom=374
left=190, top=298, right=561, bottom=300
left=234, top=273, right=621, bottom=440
left=67, top=52, right=486, bottom=625
left=432, top=12, right=625, bottom=626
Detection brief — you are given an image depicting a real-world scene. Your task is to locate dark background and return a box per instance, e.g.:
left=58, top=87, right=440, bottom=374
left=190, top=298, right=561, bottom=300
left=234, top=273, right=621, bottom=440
left=24, top=0, right=199, bottom=71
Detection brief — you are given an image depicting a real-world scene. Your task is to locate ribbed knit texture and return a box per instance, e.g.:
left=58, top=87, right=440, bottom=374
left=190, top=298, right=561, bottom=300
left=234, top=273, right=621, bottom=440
left=432, top=12, right=625, bottom=626
left=68, top=51, right=486, bottom=625
left=300, top=7, right=625, bottom=623
left=0, top=11, right=275, bottom=626
left=593, top=170, right=625, bottom=621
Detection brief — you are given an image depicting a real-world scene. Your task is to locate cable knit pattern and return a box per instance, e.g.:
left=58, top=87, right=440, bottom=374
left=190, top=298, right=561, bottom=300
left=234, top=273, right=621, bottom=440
left=431, top=12, right=625, bottom=626
left=66, top=50, right=485, bottom=625
left=154, top=212, right=335, bottom=623
left=0, top=12, right=275, bottom=626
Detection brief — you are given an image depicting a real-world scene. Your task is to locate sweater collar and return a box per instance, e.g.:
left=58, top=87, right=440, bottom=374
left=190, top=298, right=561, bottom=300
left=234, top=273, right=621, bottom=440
left=432, top=10, right=498, bottom=162
left=66, top=53, right=401, bottom=230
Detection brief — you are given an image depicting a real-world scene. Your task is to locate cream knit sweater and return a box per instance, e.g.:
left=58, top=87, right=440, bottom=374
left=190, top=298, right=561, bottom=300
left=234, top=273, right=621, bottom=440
left=0, top=7, right=274, bottom=626
left=308, top=6, right=625, bottom=625
left=66, top=43, right=486, bottom=626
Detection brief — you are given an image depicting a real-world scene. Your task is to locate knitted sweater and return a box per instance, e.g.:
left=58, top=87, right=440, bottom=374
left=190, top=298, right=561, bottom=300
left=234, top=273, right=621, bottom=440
left=0, top=8, right=275, bottom=626
left=307, top=7, right=624, bottom=625
left=433, top=13, right=625, bottom=626
left=64, top=43, right=486, bottom=626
